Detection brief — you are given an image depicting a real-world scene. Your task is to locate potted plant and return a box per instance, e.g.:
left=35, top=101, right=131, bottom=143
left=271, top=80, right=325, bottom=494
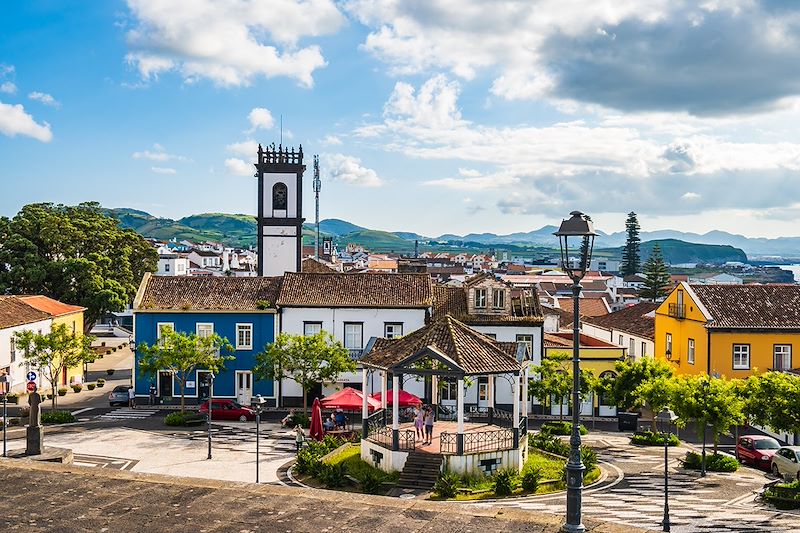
left=57, top=388, right=68, bottom=396
left=5, top=393, right=19, bottom=404
left=96, top=379, right=106, bottom=388
left=71, top=384, right=83, bottom=393
left=87, top=383, right=96, bottom=391
left=106, top=369, right=115, bottom=376
left=46, top=393, right=54, bottom=400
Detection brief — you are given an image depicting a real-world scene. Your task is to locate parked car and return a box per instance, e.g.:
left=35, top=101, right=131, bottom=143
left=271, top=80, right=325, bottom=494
left=736, top=435, right=780, bottom=470
left=198, top=399, right=256, bottom=422
left=108, top=385, right=131, bottom=407
left=771, top=446, right=800, bottom=479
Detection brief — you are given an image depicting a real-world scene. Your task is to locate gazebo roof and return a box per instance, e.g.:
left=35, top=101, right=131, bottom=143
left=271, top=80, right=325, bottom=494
left=360, top=315, right=524, bottom=376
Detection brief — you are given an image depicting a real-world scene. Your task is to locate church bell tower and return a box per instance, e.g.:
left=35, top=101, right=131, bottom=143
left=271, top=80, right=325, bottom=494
left=255, top=143, right=305, bottom=276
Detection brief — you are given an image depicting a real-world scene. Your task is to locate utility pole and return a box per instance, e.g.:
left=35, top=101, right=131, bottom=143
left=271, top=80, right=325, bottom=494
left=313, top=154, right=321, bottom=260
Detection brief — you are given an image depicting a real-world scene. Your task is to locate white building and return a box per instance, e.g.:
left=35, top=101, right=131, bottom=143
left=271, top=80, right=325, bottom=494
left=156, top=253, right=189, bottom=276
left=0, top=297, right=52, bottom=394
left=688, top=272, right=744, bottom=285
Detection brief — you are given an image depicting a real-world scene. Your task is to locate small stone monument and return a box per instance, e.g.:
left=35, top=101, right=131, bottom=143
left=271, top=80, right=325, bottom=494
left=26, top=391, right=43, bottom=455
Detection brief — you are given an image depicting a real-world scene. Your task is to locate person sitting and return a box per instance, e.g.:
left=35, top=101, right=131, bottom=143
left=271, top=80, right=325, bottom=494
left=323, top=414, right=335, bottom=431
left=281, top=409, right=295, bottom=427
left=334, top=409, right=347, bottom=429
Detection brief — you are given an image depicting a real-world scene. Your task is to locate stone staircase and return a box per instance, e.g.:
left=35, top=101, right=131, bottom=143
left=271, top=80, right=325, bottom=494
left=396, top=452, right=443, bottom=491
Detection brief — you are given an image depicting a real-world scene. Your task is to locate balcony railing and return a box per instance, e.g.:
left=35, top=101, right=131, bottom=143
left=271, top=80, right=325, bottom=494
left=348, top=348, right=363, bottom=360
left=668, top=303, right=686, bottom=319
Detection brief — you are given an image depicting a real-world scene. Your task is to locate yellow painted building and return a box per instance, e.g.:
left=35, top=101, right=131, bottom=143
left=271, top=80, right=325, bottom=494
left=655, top=283, right=800, bottom=378
left=20, top=296, right=87, bottom=387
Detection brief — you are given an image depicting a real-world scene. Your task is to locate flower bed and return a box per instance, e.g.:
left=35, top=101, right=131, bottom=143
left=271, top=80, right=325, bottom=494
left=763, top=480, right=800, bottom=509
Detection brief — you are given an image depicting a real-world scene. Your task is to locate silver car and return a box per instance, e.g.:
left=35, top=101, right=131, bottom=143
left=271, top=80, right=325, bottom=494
left=771, top=446, right=800, bottom=479
left=108, top=385, right=131, bottom=407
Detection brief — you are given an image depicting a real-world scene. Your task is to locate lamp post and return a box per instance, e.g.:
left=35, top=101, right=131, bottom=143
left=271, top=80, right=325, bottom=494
left=554, top=210, right=596, bottom=533
left=656, top=407, right=678, bottom=532
left=206, top=372, right=215, bottom=460
left=700, top=378, right=709, bottom=477
left=253, top=394, right=267, bottom=483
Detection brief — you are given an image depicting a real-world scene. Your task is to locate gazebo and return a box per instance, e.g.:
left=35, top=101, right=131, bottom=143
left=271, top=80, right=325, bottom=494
left=359, top=315, right=530, bottom=475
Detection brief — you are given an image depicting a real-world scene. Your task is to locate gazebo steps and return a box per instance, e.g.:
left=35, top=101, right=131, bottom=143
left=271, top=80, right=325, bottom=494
left=397, top=452, right=442, bottom=491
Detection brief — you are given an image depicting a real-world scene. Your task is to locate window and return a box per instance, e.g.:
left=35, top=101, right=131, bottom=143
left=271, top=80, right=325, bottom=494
left=441, top=381, right=458, bottom=401
left=344, top=323, right=363, bottom=349
left=236, top=324, right=253, bottom=350
left=474, top=288, right=487, bottom=308
left=272, top=182, right=288, bottom=210
left=483, top=333, right=497, bottom=340
left=304, top=322, right=322, bottom=336
left=384, top=323, right=403, bottom=339
left=774, top=345, right=792, bottom=370
left=196, top=323, right=214, bottom=338
left=492, top=289, right=505, bottom=309
left=618, top=334, right=624, bottom=346
left=165, top=263, right=170, bottom=272
left=688, top=338, right=695, bottom=365
left=733, top=344, right=750, bottom=370
left=641, top=341, right=647, bottom=357
left=157, top=323, right=175, bottom=340
left=516, top=334, right=532, bottom=354
left=71, top=321, right=76, bottom=334
left=666, top=333, right=673, bottom=355
left=177, top=263, right=185, bottom=272
left=478, top=383, right=488, bottom=401
left=629, top=338, right=635, bottom=356
left=9, top=338, right=15, bottom=363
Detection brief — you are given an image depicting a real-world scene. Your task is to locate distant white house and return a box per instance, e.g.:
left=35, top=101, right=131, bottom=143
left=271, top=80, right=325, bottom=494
left=156, top=253, right=189, bottom=276
left=688, top=272, right=743, bottom=285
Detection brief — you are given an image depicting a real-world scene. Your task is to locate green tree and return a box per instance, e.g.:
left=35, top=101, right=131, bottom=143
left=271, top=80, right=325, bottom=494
left=744, top=372, right=800, bottom=442
left=529, top=351, right=595, bottom=421
left=620, top=211, right=641, bottom=276
left=13, top=323, right=96, bottom=409
left=609, top=357, right=674, bottom=413
left=639, top=245, right=670, bottom=302
left=636, top=375, right=676, bottom=431
left=253, top=332, right=355, bottom=413
left=0, top=203, right=157, bottom=332
left=137, top=327, right=234, bottom=412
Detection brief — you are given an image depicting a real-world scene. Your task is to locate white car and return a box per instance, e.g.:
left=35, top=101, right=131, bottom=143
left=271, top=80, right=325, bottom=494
left=770, top=446, right=800, bottom=479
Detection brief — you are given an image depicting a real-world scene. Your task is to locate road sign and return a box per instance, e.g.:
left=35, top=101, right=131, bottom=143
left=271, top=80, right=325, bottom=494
left=26, top=371, right=37, bottom=382
left=26, top=381, right=37, bottom=393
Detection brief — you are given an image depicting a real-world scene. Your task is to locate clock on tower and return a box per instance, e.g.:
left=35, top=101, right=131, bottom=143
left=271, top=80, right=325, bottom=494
left=255, top=143, right=305, bottom=276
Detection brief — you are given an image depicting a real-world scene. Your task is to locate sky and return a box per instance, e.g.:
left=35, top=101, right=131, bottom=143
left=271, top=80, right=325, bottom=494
left=4, top=1, right=800, bottom=238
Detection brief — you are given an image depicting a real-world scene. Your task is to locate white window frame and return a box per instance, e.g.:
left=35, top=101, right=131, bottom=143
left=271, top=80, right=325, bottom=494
left=165, top=263, right=170, bottom=272
left=236, top=323, right=253, bottom=350
left=303, top=322, right=322, bottom=336
left=441, top=381, right=458, bottom=401
left=629, top=337, right=635, bottom=356
left=666, top=333, right=673, bottom=354
left=474, top=288, right=487, bottom=309
left=384, top=323, right=403, bottom=339
left=774, top=344, right=792, bottom=370
left=516, top=334, right=533, bottom=354
left=688, top=338, right=695, bottom=365
left=733, top=344, right=750, bottom=370
left=196, top=323, right=214, bottom=338
left=492, top=289, right=505, bottom=309
left=343, top=322, right=363, bottom=350
left=9, top=337, right=15, bottom=363
left=641, top=341, right=647, bottom=357
left=157, top=322, right=175, bottom=340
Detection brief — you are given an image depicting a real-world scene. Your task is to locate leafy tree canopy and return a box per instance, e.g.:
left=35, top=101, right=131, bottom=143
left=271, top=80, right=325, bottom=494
left=609, top=357, right=674, bottom=411
left=529, top=351, right=595, bottom=421
left=0, top=202, right=157, bottom=331
left=744, top=371, right=800, bottom=437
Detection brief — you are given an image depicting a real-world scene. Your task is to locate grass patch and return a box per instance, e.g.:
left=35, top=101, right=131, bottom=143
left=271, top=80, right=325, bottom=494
left=322, top=443, right=359, bottom=466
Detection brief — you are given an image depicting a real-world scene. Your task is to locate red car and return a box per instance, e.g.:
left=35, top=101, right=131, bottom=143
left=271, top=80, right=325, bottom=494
left=736, top=435, right=780, bottom=470
left=198, top=399, right=256, bottom=421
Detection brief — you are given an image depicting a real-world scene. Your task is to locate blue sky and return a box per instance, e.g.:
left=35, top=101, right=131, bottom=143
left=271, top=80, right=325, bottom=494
left=5, top=1, right=800, bottom=238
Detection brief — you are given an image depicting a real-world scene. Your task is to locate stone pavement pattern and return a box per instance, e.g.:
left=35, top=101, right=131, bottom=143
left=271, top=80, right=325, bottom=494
left=0, top=460, right=641, bottom=532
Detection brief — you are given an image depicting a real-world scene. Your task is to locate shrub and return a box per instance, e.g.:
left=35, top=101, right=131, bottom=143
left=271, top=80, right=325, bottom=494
left=492, top=468, right=517, bottom=497
left=581, top=447, right=598, bottom=472
left=106, top=369, right=115, bottom=376
left=57, top=388, right=68, bottom=396
left=318, top=462, right=347, bottom=488
left=521, top=466, right=542, bottom=493
left=683, top=452, right=739, bottom=472
left=41, top=410, right=76, bottom=424
left=359, top=469, right=387, bottom=495
left=529, top=431, right=571, bottom=457
left=630, top=430, right=680, bottom=447
left=164, top=412, right=194, bottom=426
left=433, top=471, right=461, bottom=499
left=96, top=379, right=105, bottom=388
left=71, top=384, right=83, bottom=393
left=541, top=421, right=588, bottom=436
left=87, top=383, right=96, bottom=391
left=5, top=393, right=19, bottom=404
left=46, top=393, right=54, bottom=400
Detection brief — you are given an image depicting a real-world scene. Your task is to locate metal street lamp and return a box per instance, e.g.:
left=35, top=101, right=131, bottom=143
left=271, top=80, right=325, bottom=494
left=700, top=378, right=710, bottom=477
left=554, top=210, right=596, bottom=533
left=253, top=394, right=267, bottom=483
left=206, top=372, right=215, bottom=460
left=657, top=407, right=679, bottom=532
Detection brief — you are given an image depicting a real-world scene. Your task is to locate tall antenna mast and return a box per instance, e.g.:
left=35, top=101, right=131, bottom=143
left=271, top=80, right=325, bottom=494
left=280, top=114, right=283, bottom=145
left=313, top=154, right=321, bottom=260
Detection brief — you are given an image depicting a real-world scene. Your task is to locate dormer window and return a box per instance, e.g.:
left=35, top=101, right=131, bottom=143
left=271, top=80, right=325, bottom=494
left=272, top=182, right=288, bottom=210
left=492, top=289, right=505, bottom=309
left=475, top=288, right=487, bottom=308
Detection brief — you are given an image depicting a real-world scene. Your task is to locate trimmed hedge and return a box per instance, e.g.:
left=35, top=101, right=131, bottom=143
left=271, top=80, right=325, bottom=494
left=87, top=383, right=96, bottom=391
left=96, top=379, right=106, bottom=388
left=164, top=412, right=207, bottom=426
left=41, top=411, right=76, bottom=424
left=541, top=421, right=588, bottom=436
left=71, top=384, right=83, bottom=393
left=683, top=451, right=739, bottom=472
left=57, top=388, right=68, bottom=396
left=630, top=430, right=680, bottom=447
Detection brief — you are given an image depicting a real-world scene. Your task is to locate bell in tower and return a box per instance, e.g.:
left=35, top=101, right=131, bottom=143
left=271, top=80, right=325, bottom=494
left=255, top=143, right=305, bottom=276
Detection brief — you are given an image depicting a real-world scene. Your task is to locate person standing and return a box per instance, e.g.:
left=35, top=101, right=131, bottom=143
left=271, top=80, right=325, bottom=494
left=294, top=425, right=306, bottom=453
left=414, top=405, right=425, bottom=441
left=423, top=407, right=434, bottom=446
left=128, top=386, right=136, bottom=409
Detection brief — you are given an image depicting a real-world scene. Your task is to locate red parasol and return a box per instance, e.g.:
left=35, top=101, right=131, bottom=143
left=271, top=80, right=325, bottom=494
left=310, top=397, right=325, bottom=441
left=321, top=387, right=381, bottom=411
left=371, top=389, right=422, bottom=408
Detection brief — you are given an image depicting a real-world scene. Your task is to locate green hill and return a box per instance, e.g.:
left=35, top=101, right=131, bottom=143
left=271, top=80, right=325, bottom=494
left=335, top=229, right=416, bottom=253
left=595, top=239, right=748, bottom=265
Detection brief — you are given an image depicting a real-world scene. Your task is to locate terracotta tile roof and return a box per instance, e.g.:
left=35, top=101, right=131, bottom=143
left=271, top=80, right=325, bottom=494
left=135, top=275, right=282, bottom=311
left=544, top=332, right=622, bottom=349
left=555, top=297, right=610, bottom=317
left=0, top=296, right=51, bottom=329
left=277, top=272, right=432, bottom=308
left=431, top=285, right=544, bottom=325
left=689, top=284, right=800, bottom=329
left=301, top=258, right=336, bottom=273
left=361, top=316, right=522, bottom=375
left=582, top=302, right=658, bottom=340
left=18, top=295, right=85, bottom=317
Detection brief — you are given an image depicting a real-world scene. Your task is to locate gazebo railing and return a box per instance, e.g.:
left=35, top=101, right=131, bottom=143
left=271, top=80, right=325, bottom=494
left=368, top=426, right=416, bottom=451
left=440, top=428, right=515, bottom=455
left=364, top=408, right=387, bottom=439
left=469, top=407, right=515, bottom=428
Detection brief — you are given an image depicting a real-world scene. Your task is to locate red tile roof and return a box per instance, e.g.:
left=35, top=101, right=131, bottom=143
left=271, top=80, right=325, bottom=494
left=277, top=272, right=432, bottom=308
left=19, top=295, right=85, bottom=317
left=0, top=296, right=51, bottom=329
left=582, top=302, right=658, bottom=340
left=689, top=284, right=800, bottom=329
left=135, top=275, right=282, bottom=311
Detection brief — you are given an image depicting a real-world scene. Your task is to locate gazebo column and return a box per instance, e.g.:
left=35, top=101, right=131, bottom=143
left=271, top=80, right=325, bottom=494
left=456, top=377, right=465, bottom=455
left=361, top=368, right=369, bottom=437
left=431, top=375, right=438, bottom=406
left=392, top=374, right=400, bottom=451
left=487, top=375, right=495, bottom=425
left=512, top=371, right=521, bottom=449
left=522, top=366, right=529, bottom=418
left=381, top=370, right=388, bottom=410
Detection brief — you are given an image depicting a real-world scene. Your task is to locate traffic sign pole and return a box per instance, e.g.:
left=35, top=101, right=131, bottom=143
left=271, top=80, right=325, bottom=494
left=26, top=381, right=37, bottom=393
left=2, top=393, right=6, bottom=457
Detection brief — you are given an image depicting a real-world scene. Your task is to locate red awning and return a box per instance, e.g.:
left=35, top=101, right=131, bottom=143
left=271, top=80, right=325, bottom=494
left=371, top=389, right=422, bottom=408
left=320, top=387, right=381, bottom=411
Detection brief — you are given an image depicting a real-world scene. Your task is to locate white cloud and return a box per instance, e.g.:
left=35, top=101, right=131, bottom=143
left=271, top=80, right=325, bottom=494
left=226, top=139, right=259, bottom=157
left=458, top=168, right=481, bottom=177
left=321, top=134, right=342, bottom=146
left=0, top=101, right=52, bottom=142
left=247, top=108, right=274, bottom=131
left=322, top=153, right=383, bottom=187
left=132, top=144, right=187, bottom=161
left=681, top=192, right=701, bottom=200
left=151, top=166, right=176, bottom=174
left=0, top=82, right=16, bottom=94
left=28, top=92, right=60, bottom=108
left=225, top=158, right=253, bottom=176
left=124, top=0, right=344, bottom=87
left=0, top=64, right=16, bottom=94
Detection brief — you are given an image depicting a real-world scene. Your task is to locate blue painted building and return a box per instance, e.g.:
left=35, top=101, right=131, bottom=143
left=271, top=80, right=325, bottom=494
left=132, top=273, right=281, bottom=406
